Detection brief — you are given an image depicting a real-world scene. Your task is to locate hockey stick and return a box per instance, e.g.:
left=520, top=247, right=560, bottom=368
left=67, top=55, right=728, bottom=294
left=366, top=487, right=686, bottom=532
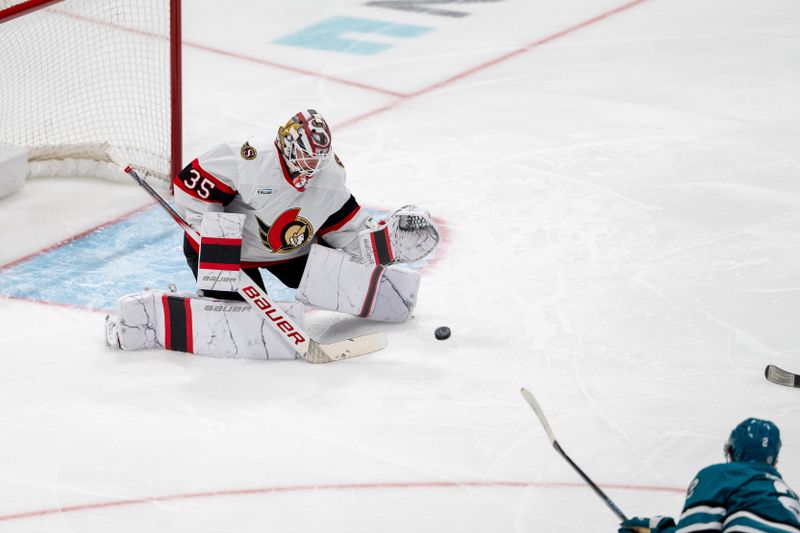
left=120, top=164, right=387, bottom=363
left=520, top=388, right=628, bottom=521
left=765, top=365, right=800, bottom=388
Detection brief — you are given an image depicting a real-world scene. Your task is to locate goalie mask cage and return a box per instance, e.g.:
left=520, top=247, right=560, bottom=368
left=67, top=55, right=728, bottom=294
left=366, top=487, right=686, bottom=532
left=0, top=0, right=181, bottom=183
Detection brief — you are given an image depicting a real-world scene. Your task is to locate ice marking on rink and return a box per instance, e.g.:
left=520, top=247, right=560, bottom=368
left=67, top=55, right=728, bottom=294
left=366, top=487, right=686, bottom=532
left=336, top=0, right=653, bottom=128
left=365, top=0, right=505, bottom=18
left=0, top=206, right=433, bottom=312
left=0, top=479, right=685, bottom=523
left=274, top=16, right=432, bottom=55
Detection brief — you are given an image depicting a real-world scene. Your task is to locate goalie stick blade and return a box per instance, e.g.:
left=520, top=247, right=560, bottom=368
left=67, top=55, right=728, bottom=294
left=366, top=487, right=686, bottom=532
left=302, top=332, right=388, bottom=364
left=765, top=365, right=800, bottom=388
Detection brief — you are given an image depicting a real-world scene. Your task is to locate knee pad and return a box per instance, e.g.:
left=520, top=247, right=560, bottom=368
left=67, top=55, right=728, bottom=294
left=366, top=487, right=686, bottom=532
left=295, top=244, right=420, bottom=322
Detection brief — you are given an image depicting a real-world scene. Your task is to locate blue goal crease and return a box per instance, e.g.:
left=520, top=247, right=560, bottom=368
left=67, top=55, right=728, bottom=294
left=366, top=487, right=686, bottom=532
left=0, top=206, right=425, bottom=311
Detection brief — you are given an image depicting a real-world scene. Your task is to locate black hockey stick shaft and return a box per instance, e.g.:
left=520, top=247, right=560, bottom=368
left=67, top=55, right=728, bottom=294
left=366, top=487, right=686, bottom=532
left=520, top=388, right=628, bottom=521
left=551, top=440, right=628, bottom=520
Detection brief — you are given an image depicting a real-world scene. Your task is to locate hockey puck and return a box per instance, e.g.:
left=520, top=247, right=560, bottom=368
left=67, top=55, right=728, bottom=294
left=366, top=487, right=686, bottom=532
left=434, top=326, right=451, bottom=340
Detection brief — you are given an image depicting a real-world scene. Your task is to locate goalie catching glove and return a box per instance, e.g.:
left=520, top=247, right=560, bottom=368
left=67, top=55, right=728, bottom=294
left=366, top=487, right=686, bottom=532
left=358, top=205, right=439, bottom=265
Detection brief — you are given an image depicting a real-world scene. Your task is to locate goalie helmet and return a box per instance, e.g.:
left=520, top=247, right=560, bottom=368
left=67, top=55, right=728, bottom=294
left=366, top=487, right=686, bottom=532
left=724, top=418, right=781, bottom=466
left=276, top=109, right=332, bottom=183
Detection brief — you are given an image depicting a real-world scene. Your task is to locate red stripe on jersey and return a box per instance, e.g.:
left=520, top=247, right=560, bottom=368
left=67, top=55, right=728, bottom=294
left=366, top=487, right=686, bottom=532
left=318, top=205, right=361, bottom=236
left=199, top=262, right=241, bottom=271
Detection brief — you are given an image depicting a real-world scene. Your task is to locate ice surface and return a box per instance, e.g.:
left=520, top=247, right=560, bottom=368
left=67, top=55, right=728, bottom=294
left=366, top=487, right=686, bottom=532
left=1, top=0, right=799, bottom=531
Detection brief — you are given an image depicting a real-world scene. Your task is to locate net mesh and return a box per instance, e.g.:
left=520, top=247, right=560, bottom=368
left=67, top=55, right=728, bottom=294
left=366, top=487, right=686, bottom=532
left=0, top=0, right=176, bottom=181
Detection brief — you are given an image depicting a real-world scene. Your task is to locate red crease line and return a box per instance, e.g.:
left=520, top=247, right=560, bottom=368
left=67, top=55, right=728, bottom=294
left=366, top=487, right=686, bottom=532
left=0, top=479, right=684, bottom=522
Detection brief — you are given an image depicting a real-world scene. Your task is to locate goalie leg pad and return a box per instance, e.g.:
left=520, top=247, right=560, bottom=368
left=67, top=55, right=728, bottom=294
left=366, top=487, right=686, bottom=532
left=295, top=244, right=420, bottom=322
left=112, top=290, right=304, bottom=359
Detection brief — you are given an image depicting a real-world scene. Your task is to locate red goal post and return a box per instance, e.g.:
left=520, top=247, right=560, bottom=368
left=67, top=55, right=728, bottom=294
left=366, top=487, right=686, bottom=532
left=0, top=0, right=181, bottom=184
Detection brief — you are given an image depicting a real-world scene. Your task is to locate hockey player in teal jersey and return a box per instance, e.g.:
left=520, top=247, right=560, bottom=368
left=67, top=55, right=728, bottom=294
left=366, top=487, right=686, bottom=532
left=619, top=418, right=800, bottom=533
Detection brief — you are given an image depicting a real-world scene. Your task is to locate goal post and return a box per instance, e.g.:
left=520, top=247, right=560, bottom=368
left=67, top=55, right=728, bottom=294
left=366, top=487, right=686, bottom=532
left=0, top=0, right=181, bottom=185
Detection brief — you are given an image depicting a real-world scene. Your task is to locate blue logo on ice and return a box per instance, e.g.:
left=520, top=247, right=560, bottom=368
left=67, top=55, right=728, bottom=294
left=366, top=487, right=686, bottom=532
left=274, top=16, right=432, bottom=55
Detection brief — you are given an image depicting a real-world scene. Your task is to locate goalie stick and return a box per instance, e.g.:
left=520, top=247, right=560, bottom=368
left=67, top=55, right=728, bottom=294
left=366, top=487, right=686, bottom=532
left=520, top=388, right=628, bottom=521
left=119, top=164, right=387, bottom=363
left=765, top=365, right=800, bottom=388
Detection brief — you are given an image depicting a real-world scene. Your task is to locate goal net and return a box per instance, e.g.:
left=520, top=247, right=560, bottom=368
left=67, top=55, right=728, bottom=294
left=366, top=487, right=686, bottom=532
left=0, top=0, right=181, bottom=184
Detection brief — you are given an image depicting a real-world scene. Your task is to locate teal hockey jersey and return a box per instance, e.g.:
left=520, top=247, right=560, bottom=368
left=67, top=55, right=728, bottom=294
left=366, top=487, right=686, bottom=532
left=668, top=462, right=800, bottom=532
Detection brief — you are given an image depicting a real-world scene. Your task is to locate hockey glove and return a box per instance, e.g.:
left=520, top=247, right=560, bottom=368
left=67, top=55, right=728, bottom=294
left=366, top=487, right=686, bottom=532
left=618, top=516, right=676, bottom=533
left=358, top=205, right=439, bottom=265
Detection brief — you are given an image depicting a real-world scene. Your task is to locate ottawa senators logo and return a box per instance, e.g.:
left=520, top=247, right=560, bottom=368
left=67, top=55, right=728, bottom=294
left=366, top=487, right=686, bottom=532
left=256, top=208, right=314, bottom=254
left=240, top=141, right=257, bottom=160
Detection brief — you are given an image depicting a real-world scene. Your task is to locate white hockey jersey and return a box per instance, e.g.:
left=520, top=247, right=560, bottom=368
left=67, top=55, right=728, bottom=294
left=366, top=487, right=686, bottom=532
left=173, top=138, right=370, bottom=266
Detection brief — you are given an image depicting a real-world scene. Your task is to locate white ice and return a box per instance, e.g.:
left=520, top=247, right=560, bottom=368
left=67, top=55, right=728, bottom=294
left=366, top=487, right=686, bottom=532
left=1, top=0, right=799, bottom=531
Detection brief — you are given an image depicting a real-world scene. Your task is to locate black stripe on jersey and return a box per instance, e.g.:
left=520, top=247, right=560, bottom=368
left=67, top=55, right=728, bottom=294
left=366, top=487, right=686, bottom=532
left=165, top=295, right=191, bottom=352
left=199, top=243, right=241, bottom=266
left=173, top=160, right=238, bottom=206
left=319, top=195, right=360, bottom=235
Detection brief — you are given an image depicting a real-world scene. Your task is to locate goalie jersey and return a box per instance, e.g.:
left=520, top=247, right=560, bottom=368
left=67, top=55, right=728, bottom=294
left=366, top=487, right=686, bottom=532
left=173, top=138, right=369, bottom=266
left=669, top=462, right=800, bottom=532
